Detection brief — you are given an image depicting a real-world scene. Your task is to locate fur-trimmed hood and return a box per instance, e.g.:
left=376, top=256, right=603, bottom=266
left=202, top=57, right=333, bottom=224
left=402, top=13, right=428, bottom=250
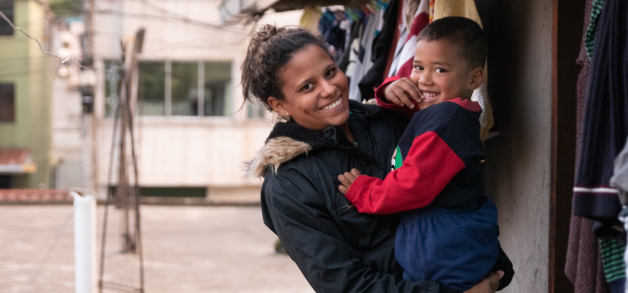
left=245, top=136, right=313, bottom=178
left=245, top=100, right=385, bottom=178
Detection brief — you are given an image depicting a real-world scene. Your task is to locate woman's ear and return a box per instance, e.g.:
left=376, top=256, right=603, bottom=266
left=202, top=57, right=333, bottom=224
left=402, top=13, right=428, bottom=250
left=468, top=67, right=484, bottom=91
left=267, top=97, right=288, bottom=118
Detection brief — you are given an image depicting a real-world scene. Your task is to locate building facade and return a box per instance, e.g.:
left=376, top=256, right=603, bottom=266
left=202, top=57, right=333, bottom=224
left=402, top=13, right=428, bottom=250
left=0, top=0, right=54, bottom=189
left=89, top=0, right=301, bottom=202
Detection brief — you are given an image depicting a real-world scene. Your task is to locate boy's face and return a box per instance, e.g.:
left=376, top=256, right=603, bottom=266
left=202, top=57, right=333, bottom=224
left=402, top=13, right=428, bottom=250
left=410, top=39, right=481, bottom=109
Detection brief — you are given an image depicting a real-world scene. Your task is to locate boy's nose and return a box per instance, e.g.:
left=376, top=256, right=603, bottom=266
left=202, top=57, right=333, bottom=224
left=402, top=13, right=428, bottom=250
left=419, top=72, right=432, bottom=85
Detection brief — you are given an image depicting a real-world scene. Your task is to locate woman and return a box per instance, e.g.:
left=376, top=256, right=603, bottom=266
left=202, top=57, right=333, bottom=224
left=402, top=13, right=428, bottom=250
left=242, top=25, right=510, bottom=293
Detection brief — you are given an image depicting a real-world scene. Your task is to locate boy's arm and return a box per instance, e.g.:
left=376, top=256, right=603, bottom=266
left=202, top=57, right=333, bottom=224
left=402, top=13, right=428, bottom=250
left=343, top=131, right=465, bottom=215
left=376, top=76, right=420, bottom=120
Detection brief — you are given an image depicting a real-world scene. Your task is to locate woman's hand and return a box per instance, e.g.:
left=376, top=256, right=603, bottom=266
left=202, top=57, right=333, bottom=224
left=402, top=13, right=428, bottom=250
left=464, top=271, right=504, bottom=293
left=338, top=168, right=362, bottom=195
left=383, top=77, right=421, bottom=109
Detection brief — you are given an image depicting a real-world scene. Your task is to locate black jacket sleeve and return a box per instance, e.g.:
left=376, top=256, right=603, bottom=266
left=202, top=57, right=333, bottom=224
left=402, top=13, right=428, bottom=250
left=262, top=169, right=462, bottom=293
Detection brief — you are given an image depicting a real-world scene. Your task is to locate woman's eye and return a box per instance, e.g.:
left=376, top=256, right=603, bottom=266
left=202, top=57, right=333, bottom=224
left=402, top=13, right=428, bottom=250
left=302, top=83, right=313, bottom=90
left=326, top=68, right=337, bottom=77
left=414, top=66, right=424, bottom=71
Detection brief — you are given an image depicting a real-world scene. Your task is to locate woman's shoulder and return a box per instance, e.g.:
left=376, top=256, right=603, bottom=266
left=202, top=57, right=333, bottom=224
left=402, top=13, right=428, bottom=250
left=245, top=135, right=316, bottom=179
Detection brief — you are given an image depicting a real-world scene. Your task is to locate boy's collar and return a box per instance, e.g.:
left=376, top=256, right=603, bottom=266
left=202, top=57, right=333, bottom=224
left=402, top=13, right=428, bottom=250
left=446, top=97, right=482, bottom=112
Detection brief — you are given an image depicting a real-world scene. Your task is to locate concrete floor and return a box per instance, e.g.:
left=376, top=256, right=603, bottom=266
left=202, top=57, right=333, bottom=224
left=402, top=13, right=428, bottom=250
left=0, top=205, right=314, bottom=293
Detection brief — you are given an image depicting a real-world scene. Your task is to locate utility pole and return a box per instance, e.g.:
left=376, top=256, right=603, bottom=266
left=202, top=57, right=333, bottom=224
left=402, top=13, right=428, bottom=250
left=98, top=27, right=146, bottom=293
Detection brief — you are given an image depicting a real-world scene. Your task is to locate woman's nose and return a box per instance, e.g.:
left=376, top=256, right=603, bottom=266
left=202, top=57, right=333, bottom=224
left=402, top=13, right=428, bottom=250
left=320, top=80, right=336, bottom=98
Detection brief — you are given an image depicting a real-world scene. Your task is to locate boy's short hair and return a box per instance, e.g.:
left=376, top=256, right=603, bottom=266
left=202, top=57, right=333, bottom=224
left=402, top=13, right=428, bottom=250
left=417, top=16, right=487, bottom=69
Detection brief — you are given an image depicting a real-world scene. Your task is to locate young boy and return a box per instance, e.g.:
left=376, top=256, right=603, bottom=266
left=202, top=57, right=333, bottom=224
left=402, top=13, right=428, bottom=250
left=338, top=17, right=512, bottom=291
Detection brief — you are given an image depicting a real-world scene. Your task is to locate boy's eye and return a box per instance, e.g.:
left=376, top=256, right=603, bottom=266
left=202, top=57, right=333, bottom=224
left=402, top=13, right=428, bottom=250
left=435, top=68, right=447, bottom=73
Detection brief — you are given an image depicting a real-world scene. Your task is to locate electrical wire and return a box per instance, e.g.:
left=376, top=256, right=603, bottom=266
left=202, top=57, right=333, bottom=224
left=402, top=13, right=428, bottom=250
left=93, top=9, right=246, bottom=35
left=0, top=10, right=96, bottom=72
left=0, top=11, right=96, bottom=72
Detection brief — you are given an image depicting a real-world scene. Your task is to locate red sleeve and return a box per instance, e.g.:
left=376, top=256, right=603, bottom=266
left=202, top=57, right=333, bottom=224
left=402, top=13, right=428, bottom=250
left=345, top=131, right=465, bottom=215
left=375, top=76, right=419, bottom=120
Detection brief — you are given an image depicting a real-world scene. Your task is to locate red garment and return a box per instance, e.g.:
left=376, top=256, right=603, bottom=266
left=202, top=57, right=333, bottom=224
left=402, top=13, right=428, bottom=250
left=374, top=76, right=419, bottom=120
left=388, top=0, right=429, bottom=78
left=346, top=97, right=482, bottom=215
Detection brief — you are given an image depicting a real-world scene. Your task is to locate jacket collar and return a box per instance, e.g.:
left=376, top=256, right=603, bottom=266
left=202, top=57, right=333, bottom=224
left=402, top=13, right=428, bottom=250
left=245, top=100, right=383, bottom=178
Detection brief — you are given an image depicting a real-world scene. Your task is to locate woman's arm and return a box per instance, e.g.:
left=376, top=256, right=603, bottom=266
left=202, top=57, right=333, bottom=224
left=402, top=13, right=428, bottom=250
left=262, top=170, right=461, bottom=293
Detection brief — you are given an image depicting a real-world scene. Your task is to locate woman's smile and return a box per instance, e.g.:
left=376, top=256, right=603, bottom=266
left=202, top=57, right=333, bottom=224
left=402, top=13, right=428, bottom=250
left=319, top=97, right=343, bottom=111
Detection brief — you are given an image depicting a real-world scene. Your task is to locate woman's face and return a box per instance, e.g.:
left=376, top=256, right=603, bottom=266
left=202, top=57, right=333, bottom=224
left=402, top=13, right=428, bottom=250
left=268, top=44, right=350, bottom=131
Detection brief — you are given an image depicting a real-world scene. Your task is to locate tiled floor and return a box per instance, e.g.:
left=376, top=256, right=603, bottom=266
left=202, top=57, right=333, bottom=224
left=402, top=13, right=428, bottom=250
left=0, top=205, right=313, bottom=293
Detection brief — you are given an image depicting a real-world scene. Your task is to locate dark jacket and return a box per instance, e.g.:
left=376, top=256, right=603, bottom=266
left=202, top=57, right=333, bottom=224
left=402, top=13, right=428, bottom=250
left=247, top=101, right=511, bottom=293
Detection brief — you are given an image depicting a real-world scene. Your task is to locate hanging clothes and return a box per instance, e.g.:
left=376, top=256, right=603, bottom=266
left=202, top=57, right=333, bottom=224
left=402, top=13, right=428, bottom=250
left=349, top=10, right=383, bottom=101
left=357, top=0, right=400, bottom=101
left=388, top=0, right=429, bottom=78
left=599, top=238, right=626, bottom=293
left=572, top=0, right=628, bottom=237
left=565, top=2, right=610, bottom=292
left=300, top=6, right=322, bottom=33
left=382, top=0, right=404, bottom=79
left=432, top=0, right=495, bottom=141
left=611, top=138, right=628, bottom=206
left=613, top=138, right=628, bottom=293
left=570, top=0, right=628, bottom=292
left=585, top=0, right=604, bottom=60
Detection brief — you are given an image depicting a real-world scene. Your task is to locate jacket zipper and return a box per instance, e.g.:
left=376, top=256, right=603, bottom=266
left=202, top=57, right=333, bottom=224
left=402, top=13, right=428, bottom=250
left=338, top=203, right=355, bottom=213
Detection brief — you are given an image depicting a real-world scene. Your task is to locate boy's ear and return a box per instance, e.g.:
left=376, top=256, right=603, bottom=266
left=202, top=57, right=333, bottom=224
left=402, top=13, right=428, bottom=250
left=468, top=67, right=484, bottom=91
left=267, top=96, right=288, bottom=118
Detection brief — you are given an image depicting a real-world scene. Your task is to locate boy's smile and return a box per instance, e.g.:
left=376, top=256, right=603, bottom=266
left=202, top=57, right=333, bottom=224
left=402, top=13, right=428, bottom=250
left=410, top=39, right=482, bottom=109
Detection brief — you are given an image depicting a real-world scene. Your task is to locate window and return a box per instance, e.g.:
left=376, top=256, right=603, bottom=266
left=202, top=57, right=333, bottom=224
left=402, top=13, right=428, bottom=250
left=132, top=60, right=231, bottom=117
left=138, top=61, right=166, bottom=116
left=0, top=83, right=15, bottom=122
left=247, top=103, right=265, bottom=119
left=171, top=62, right=197, bottom=116
left=203, top=62, right=231, bottom=116
left=0, top=2, right=13, bottom=36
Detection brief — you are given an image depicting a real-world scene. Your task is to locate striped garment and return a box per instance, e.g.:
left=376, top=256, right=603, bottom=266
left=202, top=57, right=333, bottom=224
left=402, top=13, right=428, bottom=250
left=585, top=0, right=604, bottom=60
left=600, top=239, right=626, bottom=283
left=388, top=0, right=429, bottom=79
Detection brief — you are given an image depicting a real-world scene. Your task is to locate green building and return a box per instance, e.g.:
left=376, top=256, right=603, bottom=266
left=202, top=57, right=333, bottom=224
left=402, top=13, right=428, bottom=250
left=0, top=0, right=53, bottom=189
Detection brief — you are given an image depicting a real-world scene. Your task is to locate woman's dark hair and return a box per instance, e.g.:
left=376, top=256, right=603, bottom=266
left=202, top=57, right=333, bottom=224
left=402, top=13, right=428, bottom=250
left=417, top=16, right=487, bottom=69
left=241, top=25, right=330, bottom=110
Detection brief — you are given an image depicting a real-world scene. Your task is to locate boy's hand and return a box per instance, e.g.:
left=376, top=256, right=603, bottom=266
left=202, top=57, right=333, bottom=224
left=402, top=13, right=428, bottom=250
left=464, top=271, right=503, bottom=293
left=383, top=77, right=421, bottom=109
left=338, top=168, right=362, bottom=195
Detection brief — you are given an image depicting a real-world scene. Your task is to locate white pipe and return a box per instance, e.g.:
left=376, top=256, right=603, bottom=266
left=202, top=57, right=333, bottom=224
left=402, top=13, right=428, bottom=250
left=70, top=190, right=97, bottom=293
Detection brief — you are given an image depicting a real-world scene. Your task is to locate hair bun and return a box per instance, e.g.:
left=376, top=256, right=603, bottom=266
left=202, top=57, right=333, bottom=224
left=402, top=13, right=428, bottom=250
left=251, top=24, right=285, bottom=47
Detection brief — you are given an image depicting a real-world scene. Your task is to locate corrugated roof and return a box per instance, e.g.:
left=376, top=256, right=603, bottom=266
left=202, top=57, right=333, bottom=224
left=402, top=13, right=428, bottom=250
left=0, top=189, right=72, bottom=202
left=0, top=148, right=31, bottom=165
left=0, top=148, right=36, bottom=174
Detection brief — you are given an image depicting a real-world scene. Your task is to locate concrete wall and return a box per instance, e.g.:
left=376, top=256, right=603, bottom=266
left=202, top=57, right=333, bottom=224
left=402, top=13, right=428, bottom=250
left=476, top=1, right=554, bottom=292
left=0, top=0, right=53, bottom=188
